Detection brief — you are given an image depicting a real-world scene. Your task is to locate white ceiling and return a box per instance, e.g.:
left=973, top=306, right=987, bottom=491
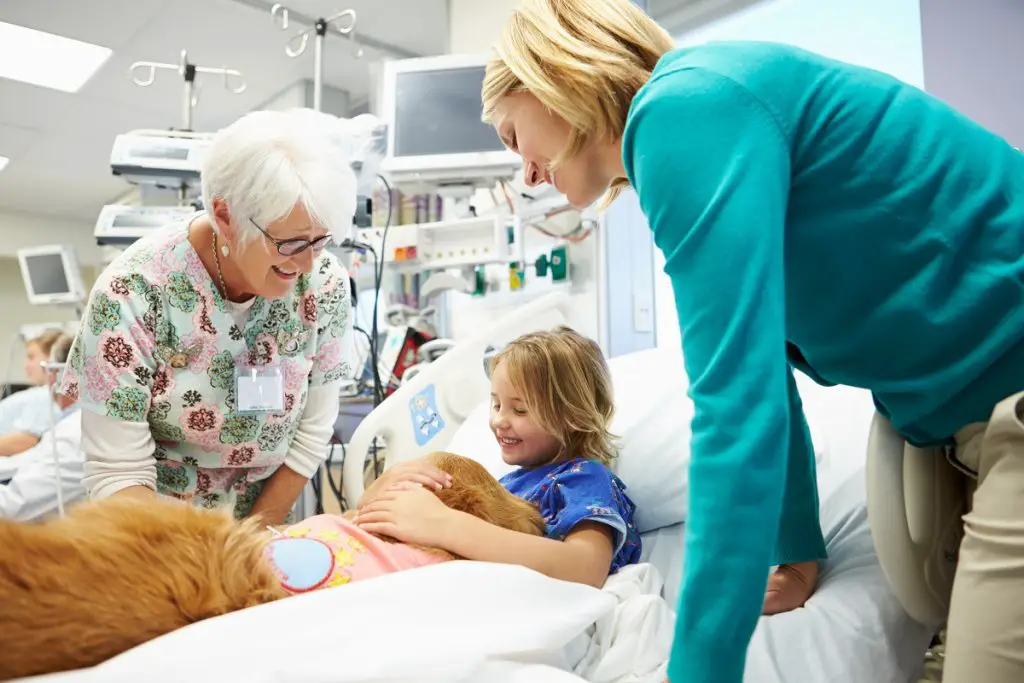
left=0, top=0, right=447, bottom=228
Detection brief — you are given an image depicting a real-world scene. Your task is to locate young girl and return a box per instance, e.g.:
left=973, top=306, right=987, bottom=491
left=355, top=326, right=641, bottom=588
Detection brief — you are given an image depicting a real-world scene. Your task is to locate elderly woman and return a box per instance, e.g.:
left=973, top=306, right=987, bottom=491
left=60, top=109, right=355, bottom=524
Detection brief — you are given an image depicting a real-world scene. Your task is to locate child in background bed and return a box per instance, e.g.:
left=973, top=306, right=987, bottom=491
left=356, top=326, right=641, bottom=588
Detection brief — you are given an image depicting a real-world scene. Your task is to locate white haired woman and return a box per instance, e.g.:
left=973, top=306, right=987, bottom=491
left=60, top=109, right=357, bottom=524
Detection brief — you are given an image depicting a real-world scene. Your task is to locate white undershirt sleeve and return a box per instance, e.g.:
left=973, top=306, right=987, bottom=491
left=284, top=382, right=342, bottom=479
left=81, top=408, right=158, bottom=500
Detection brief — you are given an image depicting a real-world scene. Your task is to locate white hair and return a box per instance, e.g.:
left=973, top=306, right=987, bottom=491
left=200, top=108, right=358, bottom=242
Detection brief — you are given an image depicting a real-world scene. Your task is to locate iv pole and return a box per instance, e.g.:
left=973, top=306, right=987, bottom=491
left=270, top=5, right=365, bottom=520
left=270, top=4, right=359, bottom=112
left=129, top=50, right=247, bottom=131
left=128, top=50, right=247, bottom=201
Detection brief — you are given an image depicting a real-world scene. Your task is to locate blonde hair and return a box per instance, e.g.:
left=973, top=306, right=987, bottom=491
left=490, top=326, right=617, bottom=466
left=482, top=0, right=674, bottom=205
left=26, top=330, right=64, bottom=357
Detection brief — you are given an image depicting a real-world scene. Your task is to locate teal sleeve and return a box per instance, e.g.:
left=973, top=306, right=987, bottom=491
left=624, top=68, right=819, bottom=683
left=774, top=366, right=827, bottom=566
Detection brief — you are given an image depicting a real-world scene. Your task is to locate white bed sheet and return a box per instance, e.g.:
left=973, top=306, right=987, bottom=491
left=640, top=465, right=934, bottom=683
left=15, top=466, right=933, bottom=683
left=14, top=561, right=647, bottom=683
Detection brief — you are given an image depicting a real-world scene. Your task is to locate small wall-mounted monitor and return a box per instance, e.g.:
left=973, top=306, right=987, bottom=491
left=380, top=54, right=522, bottom=188
left=17, top=245, right=87, bottom=307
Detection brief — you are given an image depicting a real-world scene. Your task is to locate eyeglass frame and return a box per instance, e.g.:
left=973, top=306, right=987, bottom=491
left=249, top=218, right=333, bottom=257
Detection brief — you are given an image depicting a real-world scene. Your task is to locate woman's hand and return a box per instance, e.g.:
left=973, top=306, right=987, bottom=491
left=355, top=482, right=456, bottom=548
left=763, top=560, right=819, bottom=615
left=357, top=460, right=452, bottom=510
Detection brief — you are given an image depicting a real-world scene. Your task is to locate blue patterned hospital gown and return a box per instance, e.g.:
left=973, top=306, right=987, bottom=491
left=500, top=458, right=642, bottom=573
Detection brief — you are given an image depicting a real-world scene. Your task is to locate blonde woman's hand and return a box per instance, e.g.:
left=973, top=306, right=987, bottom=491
left=357, top=459, right=452, bottom=510
left=763, top=560, right=819, bottom=615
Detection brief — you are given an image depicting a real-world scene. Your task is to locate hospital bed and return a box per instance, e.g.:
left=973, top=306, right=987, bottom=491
left=13, top=293, right=935, bottom=683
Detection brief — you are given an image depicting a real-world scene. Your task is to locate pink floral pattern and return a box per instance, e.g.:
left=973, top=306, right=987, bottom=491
left=82, top=355, right=122, bottom=404
left=225, top=442, right=259, bottom=467
left=301, top=291, right=317, bottom=327
left=151, top=365, right=176, bottom=400
left=313, top=339, right=342, bottom=377
left=128, top=319, right=156, bottom=360
left=98, top=331, right=135, bottom=370
left=179, top=403, right=225, bottom=449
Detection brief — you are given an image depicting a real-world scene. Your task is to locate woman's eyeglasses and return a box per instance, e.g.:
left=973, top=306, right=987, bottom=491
left=249, top=218, right=333, bottom=257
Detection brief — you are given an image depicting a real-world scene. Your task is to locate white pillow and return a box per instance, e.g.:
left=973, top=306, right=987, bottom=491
left=446, top=400, right=517, bottom=480
left=446, top=347, right=870, bottom=534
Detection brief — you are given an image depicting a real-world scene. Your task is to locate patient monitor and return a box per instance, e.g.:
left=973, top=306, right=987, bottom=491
left=379, top=54, right=521, bottom=189
left=866, top=413, right=967, bottom=627
left=16, top=245, right=87, bottom=307
left=343, top=292, right=575, bottom=505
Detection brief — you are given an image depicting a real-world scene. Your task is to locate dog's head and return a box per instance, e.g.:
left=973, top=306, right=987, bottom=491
left=425, top=452, right=547, bottom=537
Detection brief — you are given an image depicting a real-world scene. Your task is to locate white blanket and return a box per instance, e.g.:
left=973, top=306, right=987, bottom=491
left=18, top=561, right=673, bottom=683
left=576, top=564, right=675, bottom=682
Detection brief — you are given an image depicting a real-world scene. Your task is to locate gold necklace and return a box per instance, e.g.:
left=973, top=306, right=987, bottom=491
left=212, top=230, right=230, bottom=300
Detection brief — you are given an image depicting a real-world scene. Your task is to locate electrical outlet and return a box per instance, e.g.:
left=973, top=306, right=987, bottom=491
left=633, top=297, right=654, bottom=333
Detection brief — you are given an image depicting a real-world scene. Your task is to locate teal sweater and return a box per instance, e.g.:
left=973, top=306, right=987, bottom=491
left=622, top=42, right=1024, bottom=683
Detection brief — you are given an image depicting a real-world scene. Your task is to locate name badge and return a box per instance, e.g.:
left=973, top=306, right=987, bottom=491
left=235, top=363, right=285, bottom=415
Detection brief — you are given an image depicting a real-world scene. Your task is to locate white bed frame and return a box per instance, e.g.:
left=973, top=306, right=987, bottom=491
left=343, top=291, right=575, bottom=505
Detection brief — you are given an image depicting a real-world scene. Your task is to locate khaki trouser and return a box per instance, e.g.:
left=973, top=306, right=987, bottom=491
left=942, top=391, right=1024, bottom=682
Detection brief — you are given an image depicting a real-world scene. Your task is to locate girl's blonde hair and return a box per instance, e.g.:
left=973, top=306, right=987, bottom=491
left=481, top=0, right=675, bottom=205
left=490, top=326, right=617, bottom=466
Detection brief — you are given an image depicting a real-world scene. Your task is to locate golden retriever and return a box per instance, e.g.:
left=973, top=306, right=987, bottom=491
left=0, top=452, right=544, bottom=681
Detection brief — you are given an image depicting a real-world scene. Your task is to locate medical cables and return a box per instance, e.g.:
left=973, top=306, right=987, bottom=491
left=325, top=173, right=393, bottom=511
left=339, top=173, right=393, bottom=407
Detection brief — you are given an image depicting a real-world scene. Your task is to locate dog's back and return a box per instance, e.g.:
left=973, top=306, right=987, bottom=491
left=0, top=498, right=285, bottom=681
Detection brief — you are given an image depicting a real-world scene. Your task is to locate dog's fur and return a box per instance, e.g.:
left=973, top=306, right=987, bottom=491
left=0, top=452, right=545, bottom=681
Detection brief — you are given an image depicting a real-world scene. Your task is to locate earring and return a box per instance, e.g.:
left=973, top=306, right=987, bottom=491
left=221, top=244, right=229, bottom=258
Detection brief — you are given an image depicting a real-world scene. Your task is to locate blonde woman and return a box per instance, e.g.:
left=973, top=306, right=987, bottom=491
left=355, top=327, right=641, bottom=589
left=0, top=330, right=66, bottom=456
left=480, top=2, right=1024, bottom=682
left=0, top=334, right=86, bottom=521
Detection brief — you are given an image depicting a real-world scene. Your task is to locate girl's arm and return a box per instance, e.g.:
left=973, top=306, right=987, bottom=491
left=438, top=511, right=614, bottom=588
left=354, top=482, right=617, bottom=588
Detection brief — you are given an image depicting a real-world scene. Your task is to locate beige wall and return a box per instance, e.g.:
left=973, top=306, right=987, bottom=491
left=448, top=0, right=519, bottom=53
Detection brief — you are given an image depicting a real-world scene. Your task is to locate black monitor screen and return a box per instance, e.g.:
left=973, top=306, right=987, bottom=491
left=24, top=254, right=70, bottom=296
left=392, top=66, right=507, bottom=158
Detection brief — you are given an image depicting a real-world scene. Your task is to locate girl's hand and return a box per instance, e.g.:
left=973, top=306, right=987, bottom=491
left=355, top=482, right=457, bottom=548
left=357, top=460, right=452, bottom=510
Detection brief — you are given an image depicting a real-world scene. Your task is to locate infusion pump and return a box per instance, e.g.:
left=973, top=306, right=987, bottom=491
left=94, top=205, right=197, bottom=246
left=109, top=131, right=212, bottom=186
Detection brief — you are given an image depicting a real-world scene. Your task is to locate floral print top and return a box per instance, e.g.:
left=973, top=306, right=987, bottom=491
left=60, top=222, right=352, bottom=518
